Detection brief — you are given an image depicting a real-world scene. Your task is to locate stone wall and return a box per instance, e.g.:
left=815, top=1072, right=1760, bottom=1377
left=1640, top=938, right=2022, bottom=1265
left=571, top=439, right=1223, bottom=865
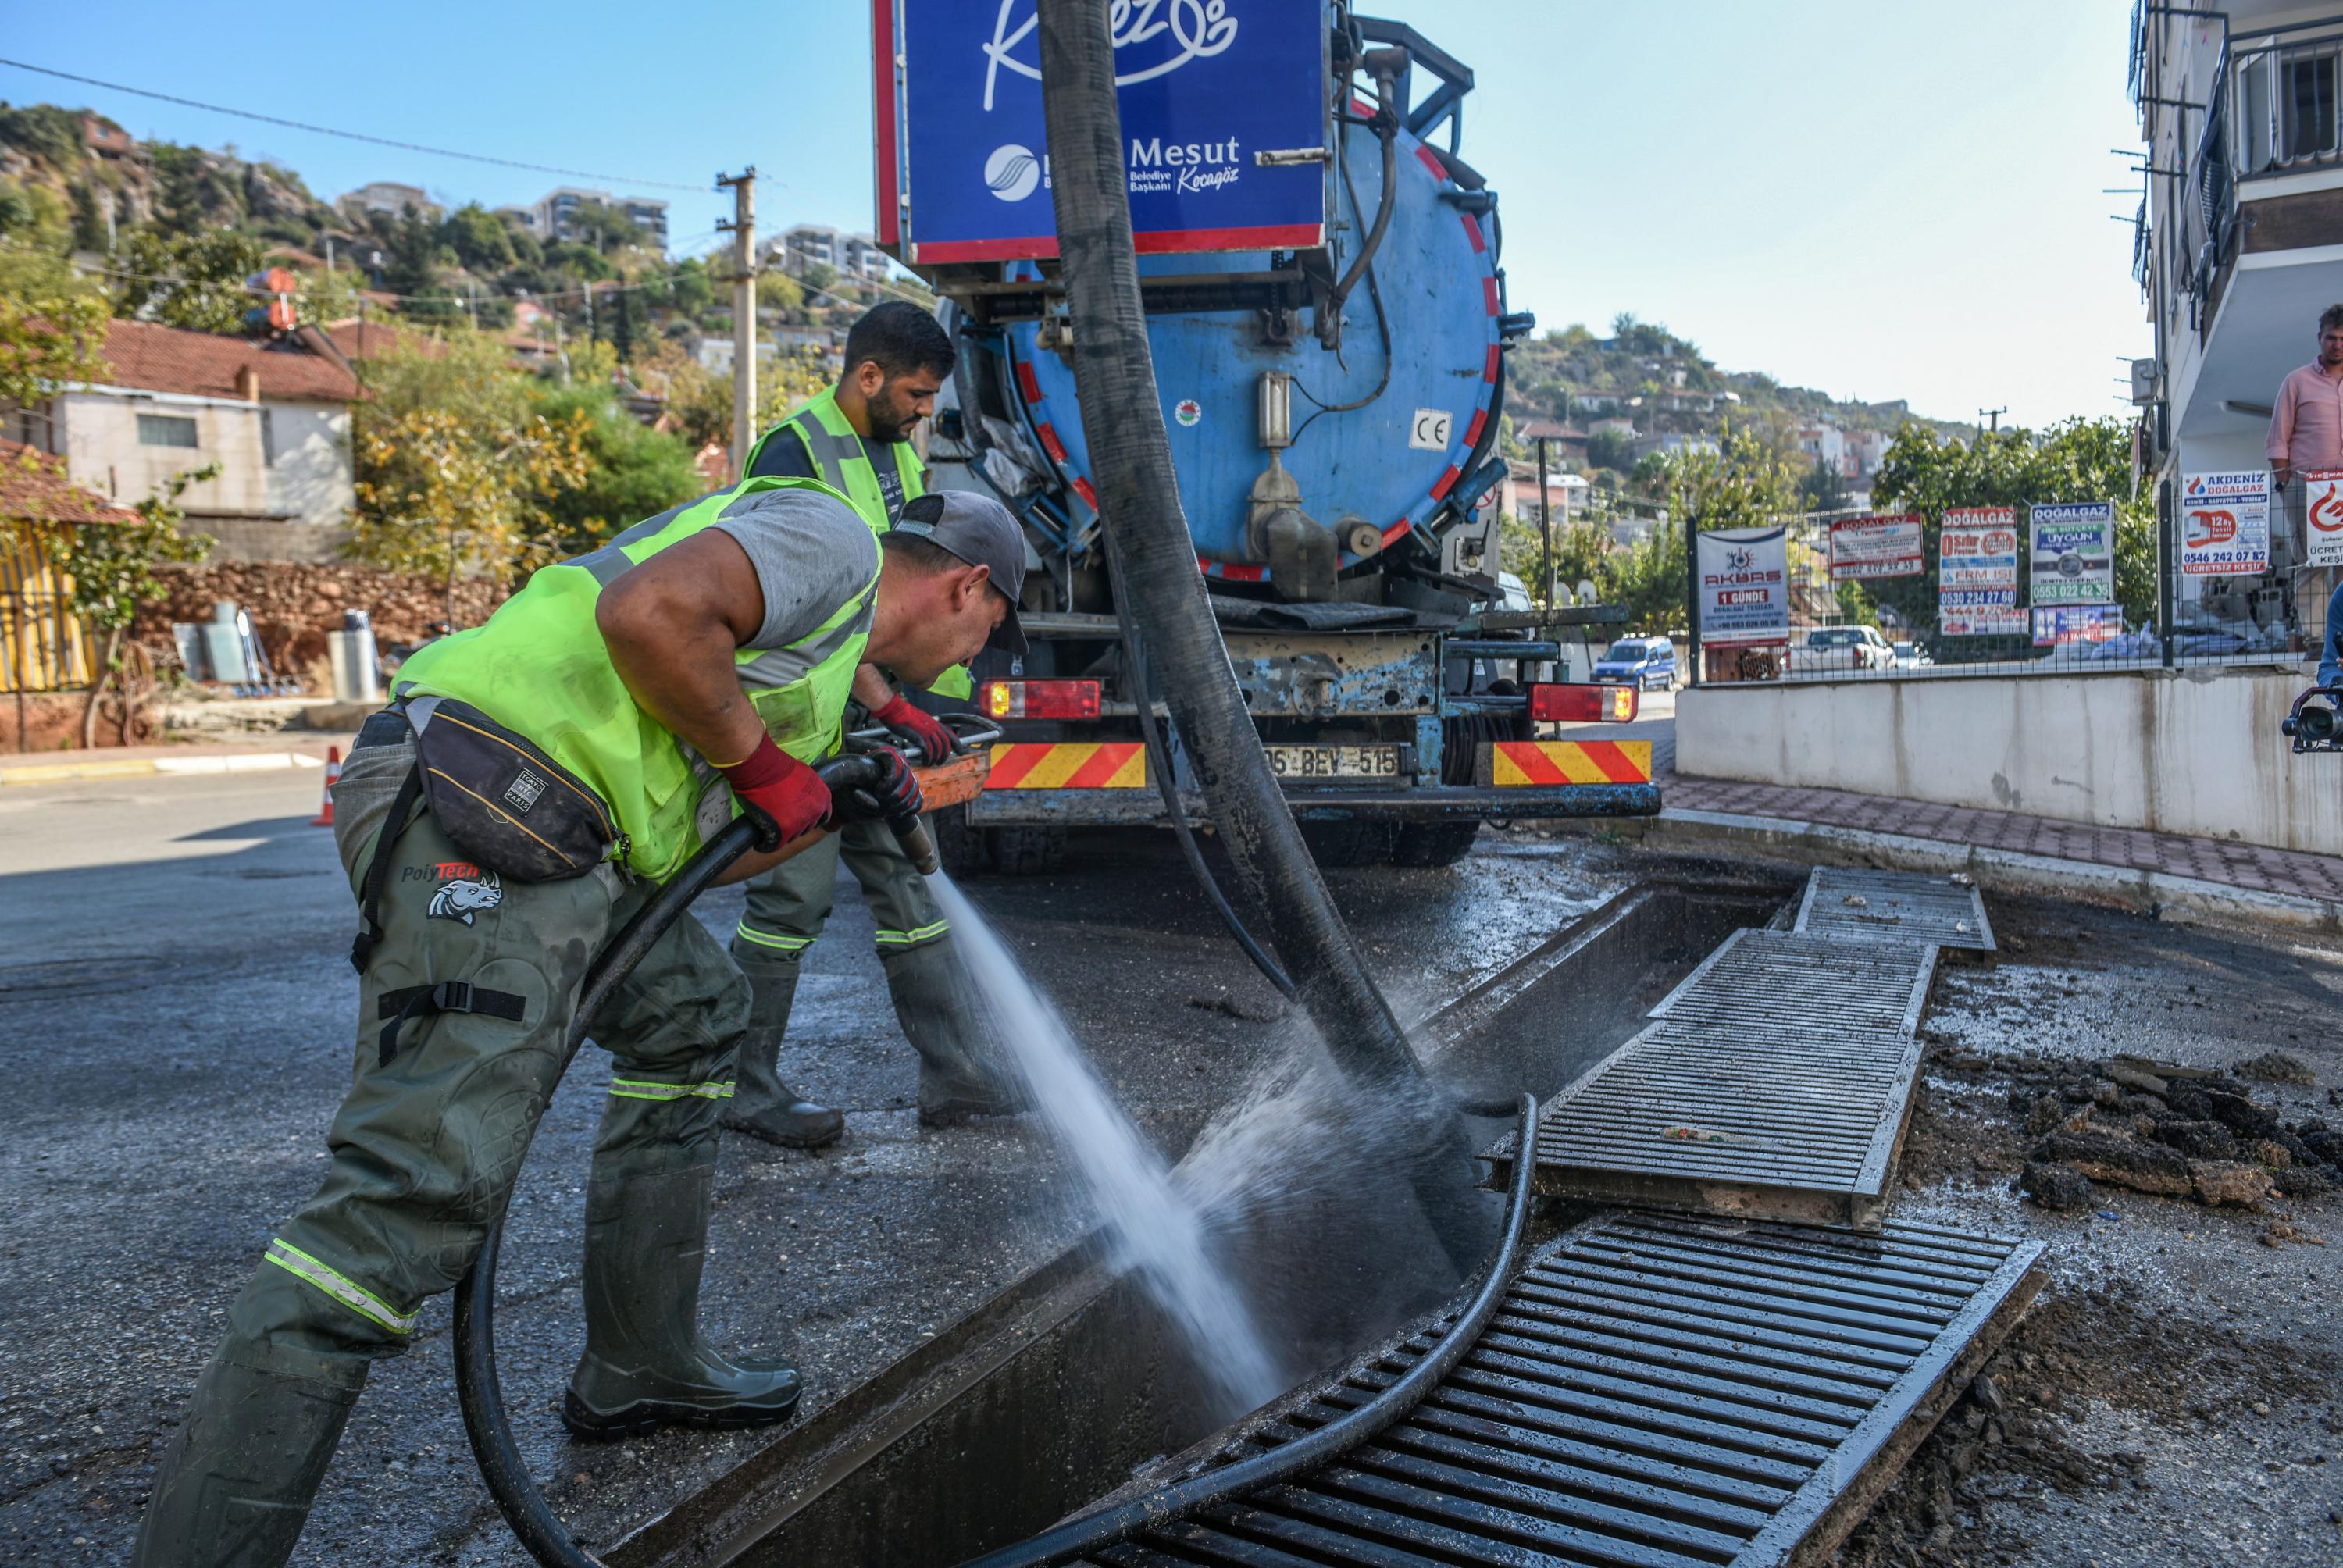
left=134, top=561, right=508, bottom=686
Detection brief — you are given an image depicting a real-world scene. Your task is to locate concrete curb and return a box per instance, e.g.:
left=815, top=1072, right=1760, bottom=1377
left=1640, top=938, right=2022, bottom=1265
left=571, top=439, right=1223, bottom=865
left=1616, top=807, right=2341, bottom=934
left=0, top=750, right=328, bottom=786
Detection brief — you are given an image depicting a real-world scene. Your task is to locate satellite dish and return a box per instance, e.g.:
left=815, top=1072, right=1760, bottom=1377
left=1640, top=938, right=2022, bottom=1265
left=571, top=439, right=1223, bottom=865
left=1576, top=579, right=1598, bottom=607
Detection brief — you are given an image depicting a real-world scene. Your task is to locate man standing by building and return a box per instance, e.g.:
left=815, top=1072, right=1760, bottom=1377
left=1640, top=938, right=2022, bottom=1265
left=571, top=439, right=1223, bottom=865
left=2267, top=305, right=2343, bottom=633
left=725, top=301, right=1015, bottom=1148
left=134, top=477, right=1028, bottom=1567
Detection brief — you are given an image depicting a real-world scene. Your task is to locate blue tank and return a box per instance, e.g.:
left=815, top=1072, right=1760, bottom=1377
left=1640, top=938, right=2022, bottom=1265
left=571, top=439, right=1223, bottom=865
left=937, top=14, right=1524, bottom=600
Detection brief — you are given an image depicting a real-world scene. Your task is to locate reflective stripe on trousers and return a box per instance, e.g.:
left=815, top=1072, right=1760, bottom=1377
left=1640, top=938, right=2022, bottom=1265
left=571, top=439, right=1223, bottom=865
left=608, top=1077, right=737, bottom=1102
left=262, top=1238, right=420, bottom=1335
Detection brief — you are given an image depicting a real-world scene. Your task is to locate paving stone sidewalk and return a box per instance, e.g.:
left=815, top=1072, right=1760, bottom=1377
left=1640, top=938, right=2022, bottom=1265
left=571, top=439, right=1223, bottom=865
left=1660, top=771, right=2343, bottom=903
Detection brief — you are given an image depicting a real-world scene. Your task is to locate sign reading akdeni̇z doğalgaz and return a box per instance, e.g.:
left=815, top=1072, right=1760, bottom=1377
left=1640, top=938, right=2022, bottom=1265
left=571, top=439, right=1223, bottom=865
left=877, top=0, right=1329, bottom=264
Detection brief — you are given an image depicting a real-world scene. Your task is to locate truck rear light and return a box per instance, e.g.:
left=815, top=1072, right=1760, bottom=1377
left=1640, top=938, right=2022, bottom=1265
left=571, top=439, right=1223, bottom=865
left=979, top=679, right=1101, bottom=721
left=1529, top=682, right=1639, bottom=722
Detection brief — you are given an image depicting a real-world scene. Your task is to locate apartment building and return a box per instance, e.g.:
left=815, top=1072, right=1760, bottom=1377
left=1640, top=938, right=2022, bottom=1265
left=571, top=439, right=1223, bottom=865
left=769, top=223, right=892, bottom=282
left=523, top=187, right=671, bottom=250
left=2132, top=2, right=2343, bottom=641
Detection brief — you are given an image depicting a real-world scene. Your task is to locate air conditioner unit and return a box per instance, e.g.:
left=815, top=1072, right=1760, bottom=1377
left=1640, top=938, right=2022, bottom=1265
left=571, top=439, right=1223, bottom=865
left=2129, top=357, right=2159, bottom=404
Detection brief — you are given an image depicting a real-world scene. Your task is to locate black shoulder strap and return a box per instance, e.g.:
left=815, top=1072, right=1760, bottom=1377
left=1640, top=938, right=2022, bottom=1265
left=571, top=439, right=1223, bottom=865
left=349, top=761, right=424, bottom=975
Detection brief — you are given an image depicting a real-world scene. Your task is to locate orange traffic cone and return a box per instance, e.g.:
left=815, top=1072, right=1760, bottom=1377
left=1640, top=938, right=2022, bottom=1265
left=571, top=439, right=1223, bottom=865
left=311, top=746, right=341, bottom=827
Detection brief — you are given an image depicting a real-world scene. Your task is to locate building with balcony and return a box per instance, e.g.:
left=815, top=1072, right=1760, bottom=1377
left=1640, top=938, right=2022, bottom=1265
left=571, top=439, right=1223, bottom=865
left=770, top=223, right=893, bottom=283
left=2132, top=2, right=2343, bottom=646
left=523, top=188, right=671, bottom=250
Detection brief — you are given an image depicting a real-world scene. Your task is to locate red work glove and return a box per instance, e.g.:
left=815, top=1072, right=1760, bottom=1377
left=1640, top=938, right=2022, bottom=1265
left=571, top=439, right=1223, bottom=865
left=717, top=736, right=831, bottom=845
left=871, top=693, right=956, bottom=765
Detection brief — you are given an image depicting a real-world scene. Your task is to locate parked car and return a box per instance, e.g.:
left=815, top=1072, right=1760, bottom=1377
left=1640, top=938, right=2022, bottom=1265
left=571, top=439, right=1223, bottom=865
left=1787, top=625, right=1893, bottom=675
left=1889, top=640, right=1934, bottom=671
left=1592, top=636, right=1679, bottom=690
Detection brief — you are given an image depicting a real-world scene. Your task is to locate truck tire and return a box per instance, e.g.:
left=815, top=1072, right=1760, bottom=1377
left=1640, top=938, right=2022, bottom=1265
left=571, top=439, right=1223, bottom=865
left=1392, top=821, right=1481, bottom=867
left=986, top=825, right=1067, bottom=875
left=1300, top=819, right=1397, bottom=868
left=934, top=804, right=989, bottom=875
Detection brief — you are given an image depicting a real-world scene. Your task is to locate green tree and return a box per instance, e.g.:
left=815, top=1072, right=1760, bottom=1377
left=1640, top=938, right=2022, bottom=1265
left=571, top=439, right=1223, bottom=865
left=41, top=459, right=217, bottom=746
left=345, top=330, right=594, bottom=611
left=1585, top=426, right=1634, bottom=472
left=0, top=283, right=109, bottom=406
left=754, top=269, right=803, bottom=314
left=1872, top=416, right=2150, bottom=634
left=530, top=384, right=702, bottom=554
left=440, top=202, right=515, bottom=273
left=113, top=229, right=269, bottom=333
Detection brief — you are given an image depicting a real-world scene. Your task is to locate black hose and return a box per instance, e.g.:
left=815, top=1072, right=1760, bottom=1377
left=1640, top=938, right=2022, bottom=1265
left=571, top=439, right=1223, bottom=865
left=1100, top=526, right=1296, bottom=1002
left=1315, top=60, right=1401, bottom=352
left=951, top=1092, right=1538, bottom=1568
left=454, top=798, right=793, bottom=1568
left=1036, top=0, right=1485, bottom=1278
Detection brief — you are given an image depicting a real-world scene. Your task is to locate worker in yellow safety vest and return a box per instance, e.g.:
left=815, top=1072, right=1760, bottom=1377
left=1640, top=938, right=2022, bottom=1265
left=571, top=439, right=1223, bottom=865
left=134, top=477, right=1029, bottom=1567
left=726, top=302, right=1024, bottom=1147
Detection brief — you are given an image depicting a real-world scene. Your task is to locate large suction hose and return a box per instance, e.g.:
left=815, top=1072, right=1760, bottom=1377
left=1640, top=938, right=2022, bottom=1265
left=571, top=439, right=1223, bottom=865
left=1034, top=0, right=1486, bottom=1274
left=454, top=752, right=934, bottom=1568
left=1034, top=0, right=1420, bottom=1090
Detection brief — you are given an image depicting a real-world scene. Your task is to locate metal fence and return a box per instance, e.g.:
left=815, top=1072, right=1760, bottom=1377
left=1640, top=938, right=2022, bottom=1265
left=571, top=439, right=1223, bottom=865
left=1, top=525, right=97, bottom=696
left=1692, top=490, right=2311, bottom=686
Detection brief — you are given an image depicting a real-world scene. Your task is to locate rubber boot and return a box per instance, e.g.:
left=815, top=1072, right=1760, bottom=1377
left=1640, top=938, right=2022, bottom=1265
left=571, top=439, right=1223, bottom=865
left=131, top=1339, right=365, bottom=1568
left=883, top=938, right=1025, bottom=1126
left=719, top=946, right=845, bottom=1150
left=563, top=1154, right=802, bottom=1439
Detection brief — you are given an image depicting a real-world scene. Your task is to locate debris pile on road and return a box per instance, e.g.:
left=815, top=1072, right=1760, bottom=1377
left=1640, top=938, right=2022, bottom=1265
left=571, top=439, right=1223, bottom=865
left=1999, top=1052, right=2340, bottom=1212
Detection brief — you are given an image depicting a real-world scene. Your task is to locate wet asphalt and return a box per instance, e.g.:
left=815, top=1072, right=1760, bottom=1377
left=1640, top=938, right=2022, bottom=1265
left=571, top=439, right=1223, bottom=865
left=0, top=770, right=1622, bottom=1565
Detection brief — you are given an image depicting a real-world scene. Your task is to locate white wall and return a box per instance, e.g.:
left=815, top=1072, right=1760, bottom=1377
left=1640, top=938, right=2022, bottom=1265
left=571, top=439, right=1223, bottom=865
left=1676, top=668, right=2343, bottom=854
left=54, top=388, right=351, bottom=533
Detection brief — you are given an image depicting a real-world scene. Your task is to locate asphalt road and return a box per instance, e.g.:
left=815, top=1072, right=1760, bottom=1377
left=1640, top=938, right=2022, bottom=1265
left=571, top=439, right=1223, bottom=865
left=0, top=769, right=1626, bottom=1565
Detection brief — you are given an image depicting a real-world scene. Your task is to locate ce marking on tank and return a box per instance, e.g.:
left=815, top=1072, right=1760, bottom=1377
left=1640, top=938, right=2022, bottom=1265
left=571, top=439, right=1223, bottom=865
left=1410, top=408, right=1453, bottom=451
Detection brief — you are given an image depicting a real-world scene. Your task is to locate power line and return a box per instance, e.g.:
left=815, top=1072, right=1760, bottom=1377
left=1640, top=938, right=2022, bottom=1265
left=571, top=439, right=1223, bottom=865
left=0, top=55, right=708, bottom=194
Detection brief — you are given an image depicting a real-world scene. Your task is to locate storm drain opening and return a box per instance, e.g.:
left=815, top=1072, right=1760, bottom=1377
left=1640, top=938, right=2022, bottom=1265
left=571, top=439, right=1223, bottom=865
left=1793, top=868, right=1995, bottom=956
left=1087, top=1211, right=2044, bottom=1568
left=1487, top=932, right=1939, bottom=1228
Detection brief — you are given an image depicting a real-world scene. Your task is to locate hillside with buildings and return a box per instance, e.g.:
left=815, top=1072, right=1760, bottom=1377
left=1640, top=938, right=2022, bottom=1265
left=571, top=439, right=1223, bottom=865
left=1501, top=315, right=1974, bottom=494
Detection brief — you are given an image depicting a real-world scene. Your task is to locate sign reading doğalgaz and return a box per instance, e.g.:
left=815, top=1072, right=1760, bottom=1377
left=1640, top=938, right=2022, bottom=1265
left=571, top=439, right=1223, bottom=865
left=2028, top=501, right=2115, bottom=606
left=1938, top=508, right=2023, bottom=635
left=2304, top=472, right=2343, bottom=568
left=1696, top=526, right=1789, bottom=644
left=2180, top=470, right=2270, bottom=576
left=1828, top=514, right=1923, bottom=579
left=883, top=0, right=1328, bottom=264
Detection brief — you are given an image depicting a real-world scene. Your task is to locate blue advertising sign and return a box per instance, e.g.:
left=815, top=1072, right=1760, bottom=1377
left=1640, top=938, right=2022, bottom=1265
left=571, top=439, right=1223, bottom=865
left=878, top=0, right=1329, bottom=263
left=1696, top=526, right=1790, bottom=644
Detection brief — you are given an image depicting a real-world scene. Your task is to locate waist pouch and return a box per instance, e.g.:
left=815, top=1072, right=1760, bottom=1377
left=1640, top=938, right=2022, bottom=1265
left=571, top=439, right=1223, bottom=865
left=408, top=697, right=616, bottom=882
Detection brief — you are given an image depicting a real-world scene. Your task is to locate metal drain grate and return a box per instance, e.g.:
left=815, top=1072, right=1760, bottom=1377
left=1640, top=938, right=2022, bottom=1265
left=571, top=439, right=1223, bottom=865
left=1489, top=932, right=1938, bottom=1227
left=1794, top=868, right=1994, bottom=953
left=1089, top=1213, right=2043, bottom=1568
left=1650, top=930, right=1937, bottom=1040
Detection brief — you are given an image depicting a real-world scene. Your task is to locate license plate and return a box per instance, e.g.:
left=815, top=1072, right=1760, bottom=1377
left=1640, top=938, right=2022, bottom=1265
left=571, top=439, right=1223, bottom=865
left=1265, top=744, right=1402, bottom=780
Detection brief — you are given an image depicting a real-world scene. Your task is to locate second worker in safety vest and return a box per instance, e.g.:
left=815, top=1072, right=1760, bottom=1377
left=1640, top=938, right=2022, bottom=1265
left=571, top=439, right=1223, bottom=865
left=729, top=301, right=1018, bottom=1145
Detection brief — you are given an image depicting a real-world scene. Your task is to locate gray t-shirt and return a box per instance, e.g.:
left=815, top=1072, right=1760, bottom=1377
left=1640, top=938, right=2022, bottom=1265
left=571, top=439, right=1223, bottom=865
left=708, top=486, right=880, bottom=650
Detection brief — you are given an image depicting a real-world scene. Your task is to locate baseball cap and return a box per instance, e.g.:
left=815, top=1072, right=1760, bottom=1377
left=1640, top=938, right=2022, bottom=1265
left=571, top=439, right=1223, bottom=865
left=895, top=491, right=1029, bottom=654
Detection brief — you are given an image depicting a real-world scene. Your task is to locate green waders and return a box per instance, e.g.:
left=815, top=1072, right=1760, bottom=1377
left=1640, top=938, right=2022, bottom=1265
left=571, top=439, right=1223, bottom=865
left=134, top=736, right=797, bottom=1568
left=728, top=818, right=1017, bottom=1137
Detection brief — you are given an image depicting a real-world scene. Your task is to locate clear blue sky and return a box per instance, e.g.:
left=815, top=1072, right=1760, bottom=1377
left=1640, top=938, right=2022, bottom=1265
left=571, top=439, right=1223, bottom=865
left=5, top=1, right=2144, bottom=429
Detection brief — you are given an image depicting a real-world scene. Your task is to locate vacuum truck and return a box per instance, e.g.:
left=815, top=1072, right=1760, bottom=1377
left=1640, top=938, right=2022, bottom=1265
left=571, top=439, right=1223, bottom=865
left=874, top=0, right=1659, bottom=870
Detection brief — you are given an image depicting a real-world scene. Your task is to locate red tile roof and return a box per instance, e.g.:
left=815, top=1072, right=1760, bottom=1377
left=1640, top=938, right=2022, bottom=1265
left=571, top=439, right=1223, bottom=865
left=98, top=319, right=359, bottom=404
left=320, top=318, right=446, bottom=364
left=0, top=440, right=139, bottom=526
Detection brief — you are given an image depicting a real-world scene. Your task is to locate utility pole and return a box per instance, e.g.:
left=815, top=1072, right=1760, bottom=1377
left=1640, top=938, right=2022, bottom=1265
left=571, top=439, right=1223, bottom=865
left=1977, top=405, right=2007, bottom=437
left=1535, top=434, right=1554, bottom=609
left=716, top=167, right=758, bottom=480
left=1684, top=518, right=1703, bottom=688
